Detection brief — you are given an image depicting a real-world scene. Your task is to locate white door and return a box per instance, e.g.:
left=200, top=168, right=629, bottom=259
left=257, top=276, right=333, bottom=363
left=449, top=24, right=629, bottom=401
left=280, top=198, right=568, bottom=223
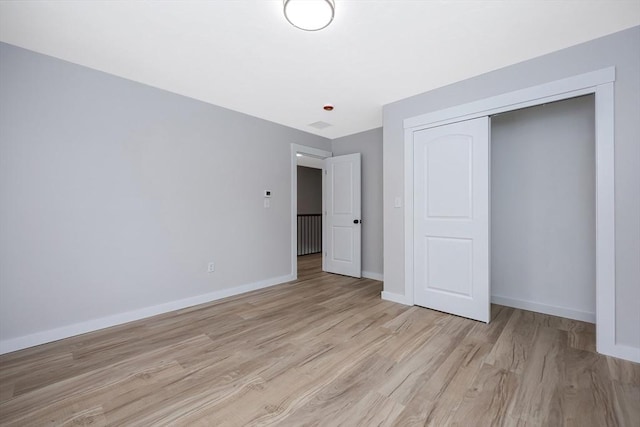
left=324, top=153, right=361, bottom=278
left=413, top=117, right=490, bottom=322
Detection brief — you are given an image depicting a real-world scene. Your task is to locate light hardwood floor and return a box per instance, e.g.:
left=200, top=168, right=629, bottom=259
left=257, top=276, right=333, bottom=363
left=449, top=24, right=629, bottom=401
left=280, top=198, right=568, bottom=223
left=0, top=253, right=638, bottom=426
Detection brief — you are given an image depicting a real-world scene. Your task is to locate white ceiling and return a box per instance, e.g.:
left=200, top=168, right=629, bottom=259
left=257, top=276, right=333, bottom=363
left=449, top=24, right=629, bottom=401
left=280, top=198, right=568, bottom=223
left=1, top=1, right=638, bottom=139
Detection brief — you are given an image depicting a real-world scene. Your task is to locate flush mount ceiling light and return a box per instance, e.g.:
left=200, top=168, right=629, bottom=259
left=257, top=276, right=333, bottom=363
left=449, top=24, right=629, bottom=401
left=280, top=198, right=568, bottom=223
left=283, top=0, right=335, bottom=31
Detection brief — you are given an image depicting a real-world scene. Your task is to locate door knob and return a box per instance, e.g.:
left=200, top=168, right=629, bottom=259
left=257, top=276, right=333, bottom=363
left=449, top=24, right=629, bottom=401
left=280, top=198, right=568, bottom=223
left=353, top=219, right=360, bottom=224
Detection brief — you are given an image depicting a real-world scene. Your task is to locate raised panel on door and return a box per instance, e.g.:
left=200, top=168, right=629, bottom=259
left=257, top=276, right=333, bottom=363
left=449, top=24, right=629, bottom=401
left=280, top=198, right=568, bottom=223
left=413, top=117, right=490, bottom=323
left=332, top=226, right=353, bottom=262
left=425, top=135, right=473, bottom=219
left=425, top=236, right=473, bottom=297
left=332, top=161, right=353, bottom=215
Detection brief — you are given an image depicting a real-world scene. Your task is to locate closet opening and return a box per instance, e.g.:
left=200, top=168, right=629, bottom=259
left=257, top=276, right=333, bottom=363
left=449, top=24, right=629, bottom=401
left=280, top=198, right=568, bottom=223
left=490, top=94, right=596, bottom=324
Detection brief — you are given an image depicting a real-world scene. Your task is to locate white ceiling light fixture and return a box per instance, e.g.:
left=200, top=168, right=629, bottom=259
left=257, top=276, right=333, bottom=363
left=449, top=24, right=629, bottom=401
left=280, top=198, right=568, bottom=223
left=284, top=0, right=335, bottom=31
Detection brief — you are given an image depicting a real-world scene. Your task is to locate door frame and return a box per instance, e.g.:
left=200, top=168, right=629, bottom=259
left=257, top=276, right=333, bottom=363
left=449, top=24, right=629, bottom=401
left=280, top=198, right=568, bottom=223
left=290, top=144, right=332, bottom=280
left=402, top=67, right=627, bottom=360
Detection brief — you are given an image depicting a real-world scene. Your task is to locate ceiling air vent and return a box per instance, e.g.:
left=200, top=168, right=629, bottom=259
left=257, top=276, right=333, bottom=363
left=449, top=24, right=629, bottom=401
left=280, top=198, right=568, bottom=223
left=308, top=121, right=332, bottom=130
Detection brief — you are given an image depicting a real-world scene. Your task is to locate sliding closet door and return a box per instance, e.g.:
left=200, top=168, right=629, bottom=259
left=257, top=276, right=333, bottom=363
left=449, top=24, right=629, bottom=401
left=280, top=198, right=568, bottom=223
left=413, top=117, right=490, bottom=322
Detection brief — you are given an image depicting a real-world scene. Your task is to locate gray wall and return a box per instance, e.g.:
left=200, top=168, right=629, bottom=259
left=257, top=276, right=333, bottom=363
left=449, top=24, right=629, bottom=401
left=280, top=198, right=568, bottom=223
left=332, top=128, right=383, bottom=277
left=297, top=166, right=322, bottom=215
left=491, top=96, right=596, bottom=319
left=383, top=26, right=640, bottom=348
left=0, top=42, right=331, bottom=344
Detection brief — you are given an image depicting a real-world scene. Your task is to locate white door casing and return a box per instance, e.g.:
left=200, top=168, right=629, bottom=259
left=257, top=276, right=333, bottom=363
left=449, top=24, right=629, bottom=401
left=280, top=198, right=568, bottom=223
left=324, top=153, right=362, bottom=278
left=413, top=117, right=490, bottom=322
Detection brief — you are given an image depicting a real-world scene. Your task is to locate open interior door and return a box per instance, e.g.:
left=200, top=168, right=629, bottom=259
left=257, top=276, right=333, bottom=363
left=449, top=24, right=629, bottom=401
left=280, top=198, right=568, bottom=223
left=413, top=117, right=490, bottom=322
left=323, top=153, right=361, bottom=278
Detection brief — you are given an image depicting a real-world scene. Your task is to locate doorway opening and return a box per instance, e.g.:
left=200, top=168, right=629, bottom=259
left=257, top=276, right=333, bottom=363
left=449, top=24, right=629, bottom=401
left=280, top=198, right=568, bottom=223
left=290, top=144, right=331, bottom=280
left=291, top=144, right=363, bottom=280
left=296, top=154, right=324, bottom=275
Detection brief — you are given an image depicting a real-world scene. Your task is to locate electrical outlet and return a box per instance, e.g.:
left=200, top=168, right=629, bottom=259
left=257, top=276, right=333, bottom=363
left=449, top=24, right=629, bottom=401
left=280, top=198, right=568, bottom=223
left=207, top=262, right=215, bottom=273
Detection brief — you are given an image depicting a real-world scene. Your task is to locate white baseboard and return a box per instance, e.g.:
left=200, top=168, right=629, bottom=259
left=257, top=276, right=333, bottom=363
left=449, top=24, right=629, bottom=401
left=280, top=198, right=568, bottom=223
left=381, top=291, right=411, bottom=306
left=600, top=343, right=640, bottom=363
left=0, top=273, right=294, bottom=355
left=362, top=271, right=384, bottom=281
left=491, top=295, right=596, bottom=323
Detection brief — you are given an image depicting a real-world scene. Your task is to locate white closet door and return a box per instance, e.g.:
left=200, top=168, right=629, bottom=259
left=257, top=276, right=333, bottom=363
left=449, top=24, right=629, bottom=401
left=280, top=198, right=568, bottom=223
left=413, top=117, right=490, bottom=322
left=324, top=153, right=361, bottom=278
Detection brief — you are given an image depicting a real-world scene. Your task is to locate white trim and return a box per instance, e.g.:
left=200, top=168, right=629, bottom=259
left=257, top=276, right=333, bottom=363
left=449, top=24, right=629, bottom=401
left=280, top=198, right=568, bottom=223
left=381, top=291, right=411, bottom=306
left=362, top=271, right=384, bottom=281
left=491, top=295, right=596, bottom=324
left=290, top=144, right=332, bottom=280
left=602, top=344, right=640, bottom=364
left=404, top=67, right=615, bottom=130
left=403, top=128, right=415, bottom=306
left=403, top=67, right=625, bottom=360
left=0, top=273, right=294, bottom=355
left=594, top=82, right=617, bottom=360
left=322, top=163, right=327, bottom=273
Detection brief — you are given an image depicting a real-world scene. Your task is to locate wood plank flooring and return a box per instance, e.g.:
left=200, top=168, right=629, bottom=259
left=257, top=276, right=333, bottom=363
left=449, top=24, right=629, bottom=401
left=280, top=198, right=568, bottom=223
left=0, top=253, right=638, bottom=426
